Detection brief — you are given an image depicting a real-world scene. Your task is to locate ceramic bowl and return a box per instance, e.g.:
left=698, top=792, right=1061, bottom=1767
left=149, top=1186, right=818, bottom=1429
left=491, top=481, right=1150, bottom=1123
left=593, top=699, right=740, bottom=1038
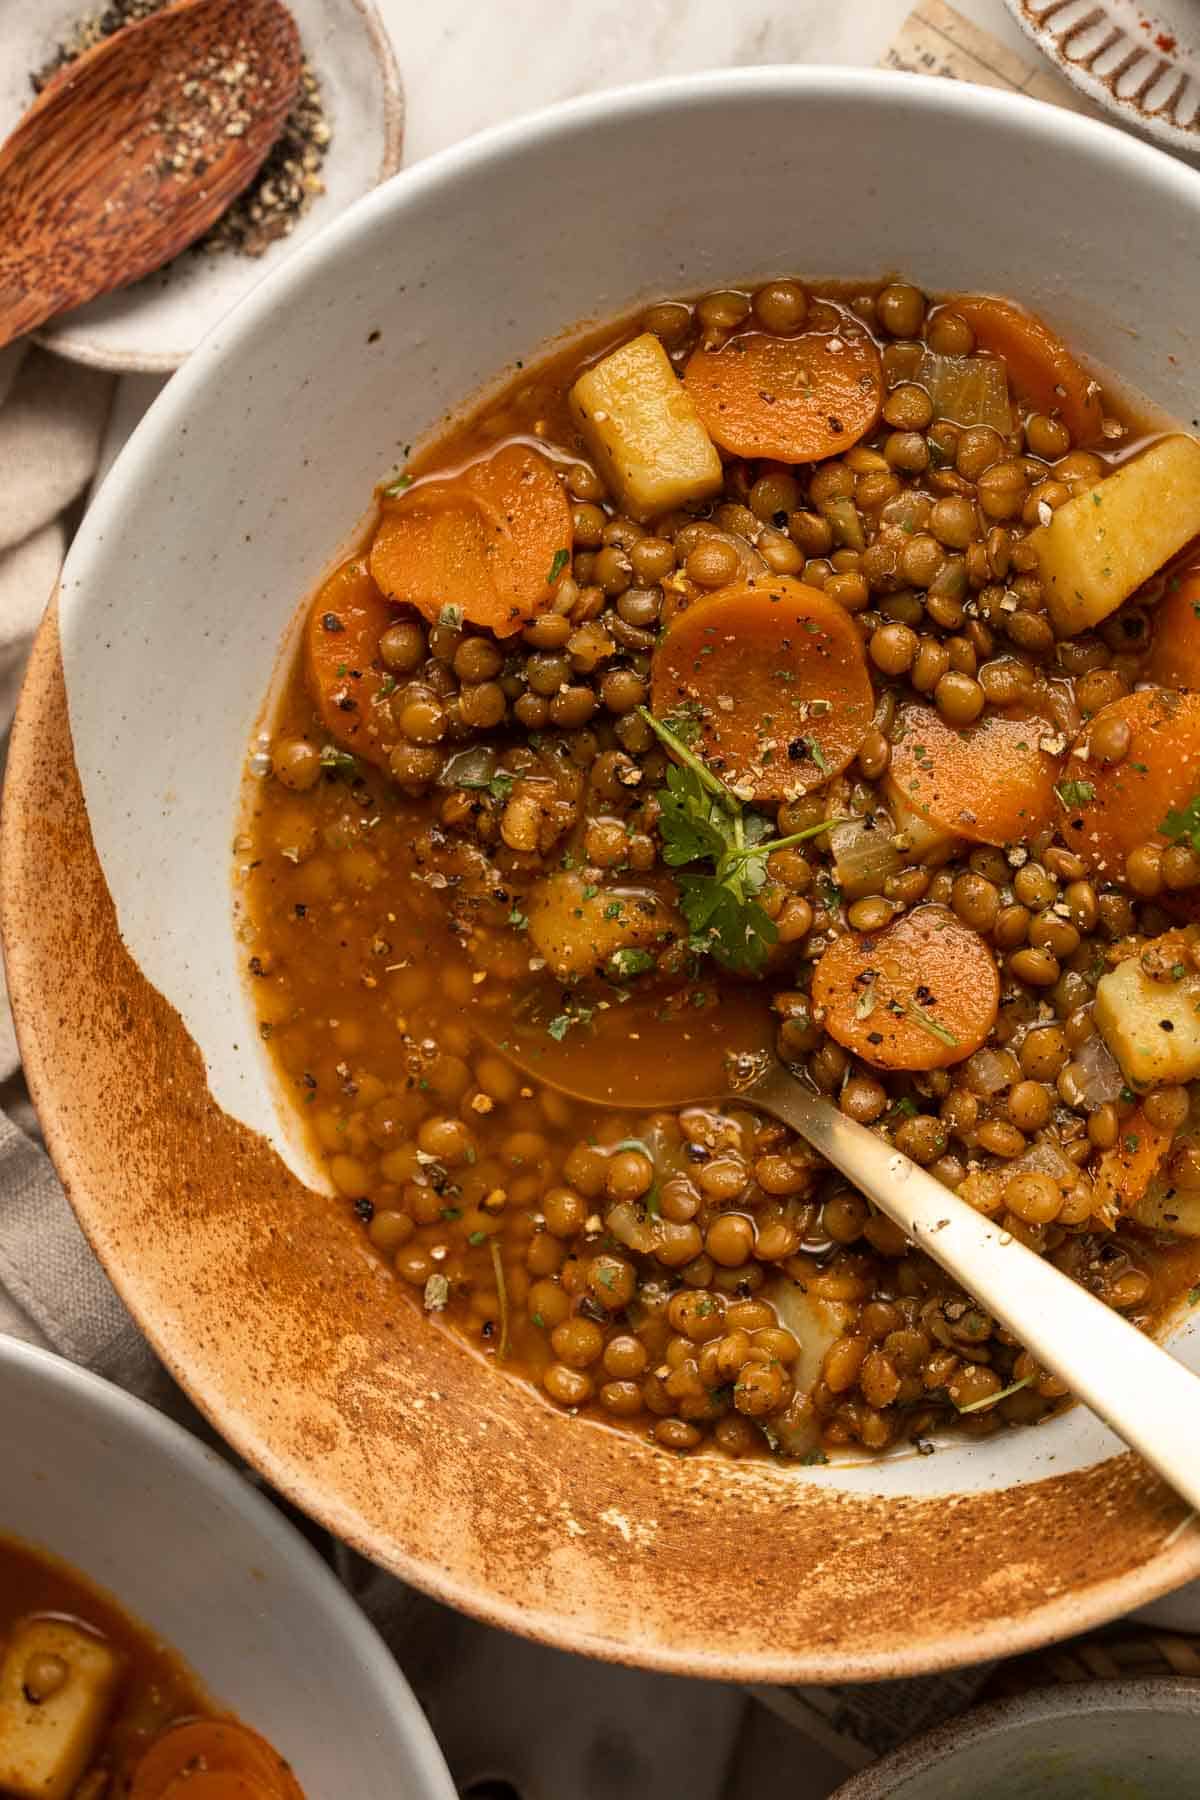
left=0, top=1334, right=455, bottom=1798
left=0, top=0, right=402, bottom=371
left=829, top=1679, right=1200, bottom=1798
left=6, top=67, right=1200, bottom=1683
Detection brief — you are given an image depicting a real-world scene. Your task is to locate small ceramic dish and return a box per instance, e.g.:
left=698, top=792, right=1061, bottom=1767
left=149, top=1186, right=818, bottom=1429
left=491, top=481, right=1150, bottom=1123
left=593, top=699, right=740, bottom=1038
left=830, top=1679, right=1200, bottom=1799
left=1003, top=1, right=1200, bottom=154
left=0, top=1333, right=456, bottom=1799
left=0, top=0, right=402, bottom=371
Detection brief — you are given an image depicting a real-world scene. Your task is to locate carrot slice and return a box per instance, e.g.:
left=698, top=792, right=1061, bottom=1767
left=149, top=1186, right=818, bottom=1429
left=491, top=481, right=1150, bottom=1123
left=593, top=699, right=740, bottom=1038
left=951, top=295, right=1103, bottom=445
left=886, top=701, right=1060, bottom=848
left=1060, top=688, right=1200, bottom=877
left=304, top=555, right=396, bottom=768
left=1146, top=570, right=1200, bottom=690
left=369, top=443, right=572, bottom=637
left=682, top=321, right=882, bottom=464
left=649, top=577, right=873, bottom=802
left=1094, top=1108, right=1172, bottom=1227
left=130, top=1721, right=304, bottom=1800
left=812, top=904, right=999, bottom=1071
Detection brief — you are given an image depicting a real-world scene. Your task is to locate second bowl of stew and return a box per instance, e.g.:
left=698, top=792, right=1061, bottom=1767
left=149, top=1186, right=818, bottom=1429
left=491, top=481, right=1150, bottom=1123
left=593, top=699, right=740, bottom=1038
left=7, top=67, right=1200, bottom=1682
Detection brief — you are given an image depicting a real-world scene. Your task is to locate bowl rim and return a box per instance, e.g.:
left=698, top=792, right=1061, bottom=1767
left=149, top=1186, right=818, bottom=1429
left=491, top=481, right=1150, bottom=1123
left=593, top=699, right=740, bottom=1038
left=829, top=1675, right=1200, bottom=1797
left=11, top=64, right=1200, bottom=1685
left=80, top=63, right=1200, bottom=463
left=0, top=1332, right=456, bottom=1797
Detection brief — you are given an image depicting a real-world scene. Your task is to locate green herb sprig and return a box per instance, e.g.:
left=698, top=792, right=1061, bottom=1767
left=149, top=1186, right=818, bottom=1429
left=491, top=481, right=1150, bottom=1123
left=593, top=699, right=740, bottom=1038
left=638, top=707, right=847, bottom=974
left=1160, top=793, right=1200, bottom=855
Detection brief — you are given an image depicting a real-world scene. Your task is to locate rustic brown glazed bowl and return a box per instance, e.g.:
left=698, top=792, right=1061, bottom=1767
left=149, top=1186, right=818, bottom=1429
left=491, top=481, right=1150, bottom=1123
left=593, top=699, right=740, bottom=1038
left=6, top=70, right=1200, bottom=1682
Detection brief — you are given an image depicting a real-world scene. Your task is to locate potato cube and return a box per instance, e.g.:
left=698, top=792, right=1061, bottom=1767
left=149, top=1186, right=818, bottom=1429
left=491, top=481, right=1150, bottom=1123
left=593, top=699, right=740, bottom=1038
left=1031, top=434, right=1200, bottom=636
left=0, top=1618, right=121, bottom=1800
left=569, top=333, right=723, bottom=521
left=1094, top=950, right=1200, bottom=1088
left=1129, top=1185, right=1200, bottom=1238
left=526, top=871, right=682, bottom=982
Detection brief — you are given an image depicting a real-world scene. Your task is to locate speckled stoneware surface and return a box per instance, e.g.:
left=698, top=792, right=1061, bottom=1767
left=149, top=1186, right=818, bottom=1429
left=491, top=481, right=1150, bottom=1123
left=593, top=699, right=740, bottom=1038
left=829, top=1679, right=1200, bottom=1798
left=1003, top=0, right=1200, bottom=152
left=6, top=69, right=1200, bottom=1681
left=0, top=0, right=402, bottom=370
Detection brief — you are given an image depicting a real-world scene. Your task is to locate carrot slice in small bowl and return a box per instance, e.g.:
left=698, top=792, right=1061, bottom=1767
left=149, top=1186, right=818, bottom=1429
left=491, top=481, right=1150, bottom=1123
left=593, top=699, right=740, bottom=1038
left=304, top=555, right=396, bottom=768
left=1146, top=569, right=1200, bottom=690
left=682, top=320, right=882, bottom=464
left=1060, top=688, right=1200, bottom=877
left=812, top=904, right=1000, bottom=1071
left=951, top=295, right=1103, bottom=446
left=649, top=577, right=874, bottom=802
left=130, top=1720, right=304, bottom=1800
left=370, top=442, right=572, bottom=637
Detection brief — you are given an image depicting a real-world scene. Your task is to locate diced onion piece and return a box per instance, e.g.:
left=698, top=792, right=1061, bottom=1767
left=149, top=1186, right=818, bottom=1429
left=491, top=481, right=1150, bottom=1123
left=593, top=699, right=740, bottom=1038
left=438, top=745, right=497, bottom=788
left=918, top=351, right=1012, bottom=433
left=1070, top=1032, right=1124, bottom=1110
left=830, top=814, right=903, bottom=899
left=962, top=1047, right=1015, bottom=1098
left=604, top=1200, right=657, bottom=1256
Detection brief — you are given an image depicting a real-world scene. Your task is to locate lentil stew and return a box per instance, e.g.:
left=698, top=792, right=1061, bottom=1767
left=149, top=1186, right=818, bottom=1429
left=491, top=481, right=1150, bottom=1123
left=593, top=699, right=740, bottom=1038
left=238, top=278, right=1200, bottom=1466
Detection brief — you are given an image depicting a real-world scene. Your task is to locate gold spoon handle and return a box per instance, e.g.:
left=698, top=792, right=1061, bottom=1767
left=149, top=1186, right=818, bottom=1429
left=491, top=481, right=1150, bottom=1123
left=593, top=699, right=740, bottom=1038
left=744, top=1059, right=1200, bottom=1514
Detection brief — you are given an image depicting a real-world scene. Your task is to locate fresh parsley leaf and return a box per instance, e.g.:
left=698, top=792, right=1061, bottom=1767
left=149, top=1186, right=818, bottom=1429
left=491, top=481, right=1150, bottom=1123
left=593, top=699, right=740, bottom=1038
left=662, top=700, right=703, bottom=745
left=637, top=706, right=849, bottom=974
left=608, top=947, right=656, bottom=979
left=547, top=547, right=570, bottom=585
left=1055, top=779, right=1095, bottom=810
left=489, top=772, right=514, bottom=802
left=382, top=471, right=412, bottom=495
left=1160, top=793, right=1200, bottom=856
left=319, top=744, right=358, bottom=775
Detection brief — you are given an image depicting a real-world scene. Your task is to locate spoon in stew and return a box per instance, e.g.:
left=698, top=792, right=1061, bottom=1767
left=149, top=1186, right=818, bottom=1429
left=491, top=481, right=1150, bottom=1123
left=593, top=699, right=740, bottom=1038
left=483, top=983, right=1200, bottom=1512
left=0, top=0, right=301, bottom=350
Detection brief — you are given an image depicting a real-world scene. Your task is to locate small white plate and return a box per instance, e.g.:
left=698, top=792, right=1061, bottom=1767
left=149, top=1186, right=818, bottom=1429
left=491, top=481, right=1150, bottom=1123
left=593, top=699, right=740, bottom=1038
left=0, top=0, right=402, bottom=372
left=1003, top=1, right=1200, bottom=155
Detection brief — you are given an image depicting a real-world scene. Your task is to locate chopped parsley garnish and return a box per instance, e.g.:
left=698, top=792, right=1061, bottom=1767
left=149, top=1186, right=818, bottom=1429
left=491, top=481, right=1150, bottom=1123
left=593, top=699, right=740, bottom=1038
left=438, top=602, right=464, bottom=630
left=547, top=547, right=570, bottom=585
left=608, top=947, right=656, bottom=979
left=318, top=744, right=358, bottom=775
left=1160, top=793, right=1200, bottom=856
left=902, top=997, right=959, bottom=1048
left=637, top=706, right=847, bottom=974
left=382, top=471, right=412, bottom=495
left=1055, top=779, right=1095, bottom=810
left=489, top=772, right=515, bottom=802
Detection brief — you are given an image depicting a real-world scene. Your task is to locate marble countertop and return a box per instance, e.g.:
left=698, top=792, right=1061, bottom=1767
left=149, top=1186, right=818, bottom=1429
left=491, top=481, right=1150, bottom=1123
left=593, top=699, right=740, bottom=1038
left=380, top=0, right=1033, bottom=164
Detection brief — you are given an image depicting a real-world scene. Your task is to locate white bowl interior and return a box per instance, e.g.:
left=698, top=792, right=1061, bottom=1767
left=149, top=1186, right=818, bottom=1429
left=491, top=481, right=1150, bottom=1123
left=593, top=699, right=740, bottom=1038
left=58, top=68, right=1200, bottom=1512
left=0, top=1339, right=454, bottom=1800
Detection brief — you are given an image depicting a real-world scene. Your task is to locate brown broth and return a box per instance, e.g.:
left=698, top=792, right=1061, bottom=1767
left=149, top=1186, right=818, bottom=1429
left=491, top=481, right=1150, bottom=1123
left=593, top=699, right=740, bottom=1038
left=0, top=1532, right=210, bottom=1784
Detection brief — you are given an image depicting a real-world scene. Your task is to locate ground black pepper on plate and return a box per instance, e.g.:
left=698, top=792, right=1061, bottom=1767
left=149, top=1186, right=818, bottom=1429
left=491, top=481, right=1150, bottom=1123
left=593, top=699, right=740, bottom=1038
left=32, top=0, right=331, bottom=258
